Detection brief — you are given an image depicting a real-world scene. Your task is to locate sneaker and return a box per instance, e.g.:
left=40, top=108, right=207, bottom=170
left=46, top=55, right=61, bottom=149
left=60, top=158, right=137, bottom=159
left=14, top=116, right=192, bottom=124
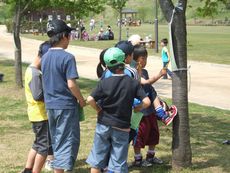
left=168, top=105, right=177, bottom=117
left=45, top=160, right=53, bottom=171
left=101, top=167, right=108, bottom=173
left=147, top=157, right=163, bottom=164
left=129, top=160, right=153, bottom=168
left=21, top=169, right=32, bottom=173
left=163, top=105, right=177, bottom=126
left=130, top=159, right=142, bottom=167
left=141, top=160, right=153, bottom=167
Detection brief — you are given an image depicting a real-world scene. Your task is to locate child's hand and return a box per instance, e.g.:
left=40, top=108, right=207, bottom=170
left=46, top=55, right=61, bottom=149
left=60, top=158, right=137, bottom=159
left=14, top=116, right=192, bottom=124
left=97, top=107, right=102, bottom=115
left=136, top=62, right=142, bottom=73
left=161, top=68, right=167, bottom=76
left=134, top=105, right=142, bottom=112
left=79, top=99, right=86, bottom=107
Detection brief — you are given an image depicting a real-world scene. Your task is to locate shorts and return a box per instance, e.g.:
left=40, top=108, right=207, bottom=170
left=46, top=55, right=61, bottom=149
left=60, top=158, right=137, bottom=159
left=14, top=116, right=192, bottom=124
left=133, top=113, right=159, bottom=148
left=32, top=120, right=51, bottom=156
left=47, top=108, right=80, bottom=171
left=86, top=123, right=129, bottom=173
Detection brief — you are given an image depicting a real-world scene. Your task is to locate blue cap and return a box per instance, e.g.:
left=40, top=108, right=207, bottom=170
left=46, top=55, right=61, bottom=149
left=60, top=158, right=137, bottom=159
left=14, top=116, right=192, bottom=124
left=115, top=41, right=134, bottom=57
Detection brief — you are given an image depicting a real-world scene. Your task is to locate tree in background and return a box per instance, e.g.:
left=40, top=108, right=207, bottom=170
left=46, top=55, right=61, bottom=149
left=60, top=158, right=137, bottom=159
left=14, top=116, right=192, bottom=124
left=107, top=0, right=128, bottom=41
left=138, top=6, right=149, bottom=23
left=159, top=0, right=192, bottom=170
left=196, top=0, right=229, bottom=23
left=4, top=0, right=34, bottom=88
left=3, top=0, right=106, bottom=87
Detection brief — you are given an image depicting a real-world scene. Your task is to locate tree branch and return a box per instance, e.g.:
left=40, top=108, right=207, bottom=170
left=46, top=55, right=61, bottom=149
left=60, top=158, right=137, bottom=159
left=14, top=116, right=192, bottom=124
left=159, top=0, right=175, bottom=22
left=20, top=0, right=33, bottom=15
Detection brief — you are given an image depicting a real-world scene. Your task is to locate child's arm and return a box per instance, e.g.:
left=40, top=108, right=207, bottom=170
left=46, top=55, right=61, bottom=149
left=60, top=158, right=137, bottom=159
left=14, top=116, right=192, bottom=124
left=30, top=71, right=44, bottom=101
left=165, top=47, right=170, bottom=63
left=140, top=69, right=166, bottom=85
left=67, top=79, right=86, bottom=107
left=134, top=97, right=151, bottom=112
left=87, top=96, right=102, bottom=114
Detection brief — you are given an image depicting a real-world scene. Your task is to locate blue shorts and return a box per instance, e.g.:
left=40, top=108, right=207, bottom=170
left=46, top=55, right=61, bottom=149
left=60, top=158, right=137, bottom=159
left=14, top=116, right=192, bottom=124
left=47, top=108, right=80, bottom=171
left=86, top=123, right=129, bottom=173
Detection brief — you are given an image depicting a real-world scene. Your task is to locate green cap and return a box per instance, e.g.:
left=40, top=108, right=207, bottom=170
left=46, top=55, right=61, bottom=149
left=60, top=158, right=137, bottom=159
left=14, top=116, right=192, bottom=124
left=103, top=47, right=125, bottom=67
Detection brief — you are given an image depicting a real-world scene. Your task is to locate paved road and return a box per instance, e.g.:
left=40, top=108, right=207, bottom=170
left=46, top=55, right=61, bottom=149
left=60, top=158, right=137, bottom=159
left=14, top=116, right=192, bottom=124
left=0, top=25, right=229, bottom=110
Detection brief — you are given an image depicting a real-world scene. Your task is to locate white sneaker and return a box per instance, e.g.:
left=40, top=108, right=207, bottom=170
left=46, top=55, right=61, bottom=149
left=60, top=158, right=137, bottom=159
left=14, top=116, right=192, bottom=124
left=44, top=160, right=53, bottom=171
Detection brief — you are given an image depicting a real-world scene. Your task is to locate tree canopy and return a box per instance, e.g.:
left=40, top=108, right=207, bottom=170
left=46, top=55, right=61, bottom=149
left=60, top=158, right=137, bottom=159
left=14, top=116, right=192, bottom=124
left=197, top=0, right=229, bottom=18
left=3, top=0, right=106, bottom=20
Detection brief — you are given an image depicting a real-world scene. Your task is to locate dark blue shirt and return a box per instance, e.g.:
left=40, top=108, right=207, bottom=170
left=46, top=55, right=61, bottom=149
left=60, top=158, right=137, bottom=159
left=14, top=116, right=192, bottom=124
left=141, top=69, right=157, bottom=116
left=91, top=75, right=146, bottom=129
left=41, top=48, right=79, bottom=109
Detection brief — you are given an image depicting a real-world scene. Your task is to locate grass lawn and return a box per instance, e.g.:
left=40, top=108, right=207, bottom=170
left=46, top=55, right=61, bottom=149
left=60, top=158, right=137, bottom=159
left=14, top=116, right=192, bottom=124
left=0, top=58, right=230, bottom=173
left=22, top=24, right=230, bottom=65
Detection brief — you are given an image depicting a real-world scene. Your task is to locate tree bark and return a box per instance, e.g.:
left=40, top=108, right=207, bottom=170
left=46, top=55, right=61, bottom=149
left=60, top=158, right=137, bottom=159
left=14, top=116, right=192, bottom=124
left=119, top=8, right=122, bottom=41
left=13, top=1, right=23, bottom=88
left=159, top=0, right=192, bottom=169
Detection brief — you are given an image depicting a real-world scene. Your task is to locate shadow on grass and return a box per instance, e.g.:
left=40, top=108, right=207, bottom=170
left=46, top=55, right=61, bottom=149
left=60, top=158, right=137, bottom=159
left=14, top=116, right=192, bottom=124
left=189, top=106, right=230, bottom=172
left=1, top=58, right=230, bottom=173
left=73, top=158, right=91, bottom=173
left=0, top=58, right=28, bottom=67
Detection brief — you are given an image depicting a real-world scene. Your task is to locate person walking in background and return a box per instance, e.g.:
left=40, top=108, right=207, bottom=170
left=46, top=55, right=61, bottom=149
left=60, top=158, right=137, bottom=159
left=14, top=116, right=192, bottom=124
left=41, top=19, right=86, bottom=173
left=22, top=41, right=52, bottom=173
left=160, top=38, right=173, bottom=79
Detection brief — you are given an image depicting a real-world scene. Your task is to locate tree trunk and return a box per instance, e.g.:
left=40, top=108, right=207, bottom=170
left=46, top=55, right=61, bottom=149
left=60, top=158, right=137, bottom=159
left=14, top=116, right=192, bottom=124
left=159, top=0, right=192, bottom=169
left=13, top=1, right=23, bottom=88
left=119, top=8, right=122, bottom=41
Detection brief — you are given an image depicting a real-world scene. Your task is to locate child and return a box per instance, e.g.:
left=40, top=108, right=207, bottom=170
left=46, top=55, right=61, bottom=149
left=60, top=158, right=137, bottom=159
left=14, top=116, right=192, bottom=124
left=86, top=47, right=151, bottom=173
left=115, top=40, right=139, bottom=79
left=134, top=45, right=177, bottom=126
left=161, top=38, right=173, bottom=79
left=100, top=41, right=139, bottom=80
left=23, top=41, right=52, bottom=173
left=96, top=48, right=108, bottom=78
left=41, top=19, right=86, bottom=173
left=131, top=45, right=177, bottom=167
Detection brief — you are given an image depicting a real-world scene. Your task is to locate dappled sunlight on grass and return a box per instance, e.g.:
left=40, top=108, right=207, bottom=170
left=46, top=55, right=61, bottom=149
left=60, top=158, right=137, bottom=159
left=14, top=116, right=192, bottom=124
left=0, top=59, right=230, bottom=173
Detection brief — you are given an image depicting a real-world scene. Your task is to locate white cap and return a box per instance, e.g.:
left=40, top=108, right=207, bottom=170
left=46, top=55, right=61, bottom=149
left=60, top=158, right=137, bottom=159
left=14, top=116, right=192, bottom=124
left=128, top=34, right=141, bottom=46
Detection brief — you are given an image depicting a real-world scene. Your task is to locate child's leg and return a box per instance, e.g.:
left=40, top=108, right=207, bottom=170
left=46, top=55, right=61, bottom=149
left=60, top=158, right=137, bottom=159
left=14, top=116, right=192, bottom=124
left=150, top=87, right=168, bottom=121
left=133, top=147, right=143, bottom=166
left=22, top=148, right=37, bottom=173
left=146, top=145, right=163, bottom=164
left=163, top=62, right=168, bottom=79
left=32, top=153, right=47, bottom=173
left=153, top=97, right=177, bottom=126
left=54, top=169, right=64, bottom=173
left=167, top=68, right=173, bottom=78
left=147, top=145, right=155, bottom=159
left=153, top=97, right=168, bottom=120
left=90, top=167, right=101, bottom=173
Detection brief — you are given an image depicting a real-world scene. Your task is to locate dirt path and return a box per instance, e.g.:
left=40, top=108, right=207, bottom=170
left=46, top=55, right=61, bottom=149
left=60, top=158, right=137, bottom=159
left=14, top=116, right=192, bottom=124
left=0, top=25, right=229, bottom=110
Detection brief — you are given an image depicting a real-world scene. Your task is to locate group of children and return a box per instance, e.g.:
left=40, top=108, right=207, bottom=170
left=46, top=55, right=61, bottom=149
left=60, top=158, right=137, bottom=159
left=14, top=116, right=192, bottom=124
left=22, top=19, right=177, bottom=173
left=94, top=36, right=177, bottom=172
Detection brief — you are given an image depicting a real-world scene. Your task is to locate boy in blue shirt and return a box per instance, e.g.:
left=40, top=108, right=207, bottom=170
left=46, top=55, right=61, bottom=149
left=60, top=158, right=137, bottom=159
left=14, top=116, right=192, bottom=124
left=86, top=47, right=150, bottom=173
left=41, top=19, right=86, bottom=173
